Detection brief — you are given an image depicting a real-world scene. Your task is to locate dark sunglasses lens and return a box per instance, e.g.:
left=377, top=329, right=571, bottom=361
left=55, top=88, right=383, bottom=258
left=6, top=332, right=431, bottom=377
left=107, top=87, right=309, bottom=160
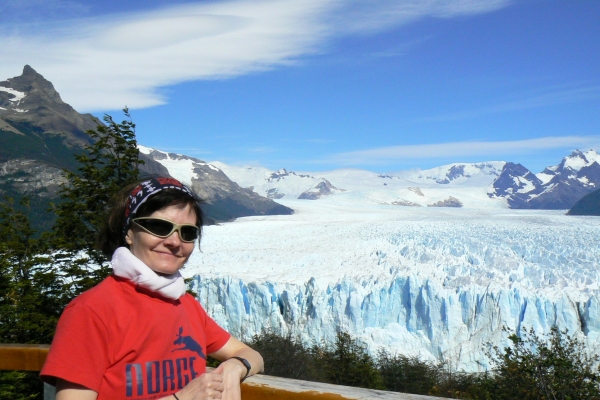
left=139, top=219, right=174, bottom=236
left=180, top=226, right=199, bottom=241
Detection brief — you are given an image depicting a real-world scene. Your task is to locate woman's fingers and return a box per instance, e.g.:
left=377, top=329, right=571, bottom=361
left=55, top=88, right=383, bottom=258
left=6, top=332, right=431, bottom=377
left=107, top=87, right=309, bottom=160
left=201, top=372, right=225, bottom=393
left=177, top=371, right=225, bottom=400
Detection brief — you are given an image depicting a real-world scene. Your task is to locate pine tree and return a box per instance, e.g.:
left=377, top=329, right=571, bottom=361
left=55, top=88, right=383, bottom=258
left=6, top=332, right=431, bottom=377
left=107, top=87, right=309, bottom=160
left=376, top=350, right=440, bottom=394
left=49, top=108, right=143, bottom=296
left=487, top=326, right=600, bottom=399
left=0, top=197, right=63, bottom=344
left=0, top=110, right=144, bottom=399
left=318, top=331, right=383, bottom=389
left=0, top=197, right=64, bottom=400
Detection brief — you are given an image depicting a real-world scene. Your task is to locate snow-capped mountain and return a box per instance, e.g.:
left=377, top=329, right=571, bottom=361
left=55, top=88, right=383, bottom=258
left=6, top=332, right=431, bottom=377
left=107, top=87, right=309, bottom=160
left=393, top=162, right=505, bottom=186
left=139, top=146, right=293, bottom=222
left=0, top=65, right=99, bottom=146
left=210, top=161, right=512, bottom=209
left=489, top=150, right=600, bottom=209
left=210, top=152, right=600, bottom=210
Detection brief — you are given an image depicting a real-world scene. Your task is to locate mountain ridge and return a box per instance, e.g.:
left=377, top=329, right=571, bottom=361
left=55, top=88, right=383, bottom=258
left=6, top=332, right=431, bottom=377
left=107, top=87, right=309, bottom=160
left=0, top=65, right=292, bottom=229
left=206, top=151, right=600, bottom=210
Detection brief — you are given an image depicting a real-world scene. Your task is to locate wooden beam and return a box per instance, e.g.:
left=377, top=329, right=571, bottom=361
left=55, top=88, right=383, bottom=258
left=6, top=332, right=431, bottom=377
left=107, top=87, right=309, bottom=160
left=241, top=374, right=448, bottom=400
left=0, top=344, right=50, bottom=371
left=0, top=345, right=450, bottom=399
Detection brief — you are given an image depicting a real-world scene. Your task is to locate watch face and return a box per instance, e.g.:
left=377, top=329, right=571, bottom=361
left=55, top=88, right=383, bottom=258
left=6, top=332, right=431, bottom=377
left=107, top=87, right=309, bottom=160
left=240, top=358, right=251, bottom=369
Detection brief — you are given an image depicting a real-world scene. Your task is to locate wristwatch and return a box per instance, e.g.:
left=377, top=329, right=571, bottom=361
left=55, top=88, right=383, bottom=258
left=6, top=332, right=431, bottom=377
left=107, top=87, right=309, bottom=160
left=230, top=356, right=251, bottom=382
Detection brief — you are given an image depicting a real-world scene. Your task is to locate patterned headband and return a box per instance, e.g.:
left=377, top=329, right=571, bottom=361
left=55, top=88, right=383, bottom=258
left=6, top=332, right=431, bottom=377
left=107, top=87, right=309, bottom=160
left=123, top=177, right=195, bottom=238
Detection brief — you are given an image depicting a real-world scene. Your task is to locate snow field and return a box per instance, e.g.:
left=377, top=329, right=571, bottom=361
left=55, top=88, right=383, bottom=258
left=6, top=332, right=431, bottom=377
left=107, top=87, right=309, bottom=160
left=184, top=200, right=600, bottom=371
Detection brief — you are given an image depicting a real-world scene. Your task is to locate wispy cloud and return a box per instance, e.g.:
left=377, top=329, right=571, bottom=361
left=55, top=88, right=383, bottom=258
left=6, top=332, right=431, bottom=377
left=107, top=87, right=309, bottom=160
left=247, top=146, right=277, bottom=154
left=328, top=0, right=511, bottom=35
left=424, top=84, right=600, bottom=122
left=0, top=0, right=511, bottom=111
left=328, top=136, right=600, bottom=166
left=279, top=137, right=334, bottom=144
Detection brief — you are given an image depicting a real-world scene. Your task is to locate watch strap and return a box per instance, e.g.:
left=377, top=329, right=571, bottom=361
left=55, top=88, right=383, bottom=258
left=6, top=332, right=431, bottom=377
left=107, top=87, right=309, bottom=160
left=230, top=356, right=251, bottom=382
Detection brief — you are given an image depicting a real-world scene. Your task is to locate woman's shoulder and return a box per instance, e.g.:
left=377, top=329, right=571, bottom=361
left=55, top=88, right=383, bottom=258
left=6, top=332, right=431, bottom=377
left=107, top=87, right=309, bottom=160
left=65, top=275, right=131, bottom=310
left=179, top=293, right=210, bottom=314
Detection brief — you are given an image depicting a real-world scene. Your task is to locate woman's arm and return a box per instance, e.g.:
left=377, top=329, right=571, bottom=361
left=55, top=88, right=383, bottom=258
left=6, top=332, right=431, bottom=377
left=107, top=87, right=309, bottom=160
left=207, top=336, right=264, bottom=400
left=210, top=336, right=264, bottom=379
left=54, top=338, right=263, bottom=400
left=55, top=379, right=98, bottom=400
left=157, top=338, right=262, bottom=400
left=56, top=374, right=224, bottom=400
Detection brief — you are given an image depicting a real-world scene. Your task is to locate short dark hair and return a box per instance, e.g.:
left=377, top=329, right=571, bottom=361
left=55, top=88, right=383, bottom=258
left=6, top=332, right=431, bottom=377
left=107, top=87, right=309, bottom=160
left=96, top=180, right=204, bottom=258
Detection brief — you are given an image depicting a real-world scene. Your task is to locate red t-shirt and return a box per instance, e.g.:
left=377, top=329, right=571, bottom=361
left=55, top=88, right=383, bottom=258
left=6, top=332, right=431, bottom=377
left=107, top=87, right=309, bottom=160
left=41, top=275, right=230, bottom=400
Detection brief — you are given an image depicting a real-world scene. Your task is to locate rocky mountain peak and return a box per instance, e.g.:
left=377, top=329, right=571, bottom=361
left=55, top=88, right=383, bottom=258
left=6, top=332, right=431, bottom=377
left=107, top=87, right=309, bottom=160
left=0, top=65, right=99, bottom=147
left=543, top=149, right=600, bottom=175
left=2, top=65, right=62, bottom=103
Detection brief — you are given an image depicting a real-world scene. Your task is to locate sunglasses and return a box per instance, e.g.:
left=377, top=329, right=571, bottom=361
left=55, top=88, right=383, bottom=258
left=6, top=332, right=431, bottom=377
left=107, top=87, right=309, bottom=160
left=132, top=217, right=200, bottom=242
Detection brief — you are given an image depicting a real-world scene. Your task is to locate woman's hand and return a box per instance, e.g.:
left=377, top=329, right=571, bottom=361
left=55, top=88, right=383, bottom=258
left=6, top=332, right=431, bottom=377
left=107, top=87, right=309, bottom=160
left=217, top=358, right=248, bottom=400
left=172, top=368, right=225, bottom=400
left=174, top=360, right=245, bottom=400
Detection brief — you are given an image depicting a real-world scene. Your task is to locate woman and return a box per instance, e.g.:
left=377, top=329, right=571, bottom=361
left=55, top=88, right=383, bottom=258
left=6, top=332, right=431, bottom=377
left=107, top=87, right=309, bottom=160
left=41, top=177, right=263, bottom=400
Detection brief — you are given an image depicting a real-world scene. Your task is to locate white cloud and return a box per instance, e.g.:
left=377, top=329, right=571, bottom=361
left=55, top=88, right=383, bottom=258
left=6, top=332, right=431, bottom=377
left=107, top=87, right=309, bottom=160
left=0, top=0, right=511, bottom=111
left=425, top=84, right=600, bottom=122
left=329, top=136, right=600, bottom=165
left=328, top=0, right=511, bottom=35
left=247, top=146, right=277, bottom=154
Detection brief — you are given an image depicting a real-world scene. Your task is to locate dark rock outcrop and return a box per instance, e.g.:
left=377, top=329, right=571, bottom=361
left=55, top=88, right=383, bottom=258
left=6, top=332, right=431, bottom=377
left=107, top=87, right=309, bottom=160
left=298, top=179, right=341, bottom=200
left=428, top=196, right=463, bottom=208
left=567, top=188, right=600, bottom=216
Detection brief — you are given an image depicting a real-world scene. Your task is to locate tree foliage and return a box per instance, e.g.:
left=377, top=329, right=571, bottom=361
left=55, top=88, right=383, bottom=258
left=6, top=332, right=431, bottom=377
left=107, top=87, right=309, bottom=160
left=485, top=326, right=600, bottom=400
left=1, top=109, right=144, bottom=399
left=0, top=197, right=65, bottom=400
left=247, top=330, right=321, bottom=381
left=0, top=197, right=63, bottom=344
left=376, top=349, right=440, bottom=394
left=50, top=108, right=143, bottom=296
left=318, top=331, right=383, bottom=389
left=247, top=328, right=600, bottom=399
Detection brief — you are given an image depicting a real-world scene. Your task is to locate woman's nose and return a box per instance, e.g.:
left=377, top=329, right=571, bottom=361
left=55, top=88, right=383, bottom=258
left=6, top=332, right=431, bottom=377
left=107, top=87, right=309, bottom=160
left=163, top=230, right=182, bottom=246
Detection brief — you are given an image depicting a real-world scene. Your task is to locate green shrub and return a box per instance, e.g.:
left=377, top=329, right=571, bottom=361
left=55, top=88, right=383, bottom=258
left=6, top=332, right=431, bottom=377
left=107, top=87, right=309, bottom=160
left=317, top=331, right=383, bottom=389
left=485, top=326, right=600, bottom=400
left=376, top=349, right=440, bottom=394
left=247, top=330, right=321, bottom=381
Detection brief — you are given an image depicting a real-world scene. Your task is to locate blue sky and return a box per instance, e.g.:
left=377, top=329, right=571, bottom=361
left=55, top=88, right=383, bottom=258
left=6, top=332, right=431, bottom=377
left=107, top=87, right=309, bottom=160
left=1, top=0, right=599, bottom=173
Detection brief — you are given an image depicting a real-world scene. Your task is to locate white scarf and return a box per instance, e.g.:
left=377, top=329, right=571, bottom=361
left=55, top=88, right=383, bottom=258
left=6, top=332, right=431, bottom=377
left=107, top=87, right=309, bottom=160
left=111, top=247, right=187, bottom=300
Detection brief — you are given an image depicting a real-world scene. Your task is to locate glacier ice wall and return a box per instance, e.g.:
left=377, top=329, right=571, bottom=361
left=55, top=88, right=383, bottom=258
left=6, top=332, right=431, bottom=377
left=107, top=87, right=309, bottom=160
left=191, top=275, right=600, bottom=372
left=185, top=206, right=600, bottom=372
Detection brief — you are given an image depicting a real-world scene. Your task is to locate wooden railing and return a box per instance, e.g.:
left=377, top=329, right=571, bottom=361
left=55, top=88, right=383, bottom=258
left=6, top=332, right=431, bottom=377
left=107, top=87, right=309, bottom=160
left=0, top=344, right=450, bottom=400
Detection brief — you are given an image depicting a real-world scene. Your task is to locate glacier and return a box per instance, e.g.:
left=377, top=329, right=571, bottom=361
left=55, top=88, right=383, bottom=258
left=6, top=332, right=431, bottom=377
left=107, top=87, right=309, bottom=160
left=184, top=199, right=600, bottom=372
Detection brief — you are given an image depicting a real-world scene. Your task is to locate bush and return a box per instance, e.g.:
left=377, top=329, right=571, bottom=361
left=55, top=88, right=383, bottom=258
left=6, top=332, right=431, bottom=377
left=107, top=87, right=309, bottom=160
left=376, top=349, right=440, bottom=394
left=247, top=327, right=600, bottom=400
left=247, top=330, right=321, bottom=381
left=485, top=326, right=600, bottom=400
left=318, top=331, right=383, bottom=389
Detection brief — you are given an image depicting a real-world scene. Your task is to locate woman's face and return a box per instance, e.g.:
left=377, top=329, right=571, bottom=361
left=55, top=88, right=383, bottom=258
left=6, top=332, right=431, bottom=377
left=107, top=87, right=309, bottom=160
left=125, top=203, right=196, bottom=275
